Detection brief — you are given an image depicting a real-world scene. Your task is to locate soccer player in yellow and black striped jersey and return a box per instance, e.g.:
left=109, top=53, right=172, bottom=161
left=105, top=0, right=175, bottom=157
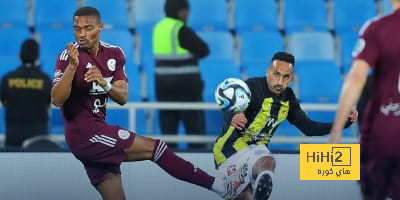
left=213, top=52, right=358, bottom=200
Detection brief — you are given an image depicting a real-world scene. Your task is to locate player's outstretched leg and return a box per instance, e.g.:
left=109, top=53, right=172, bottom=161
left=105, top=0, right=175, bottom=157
left=151, top=140, right=245, bottom=199
left=253, top=171, right=273, bottom=200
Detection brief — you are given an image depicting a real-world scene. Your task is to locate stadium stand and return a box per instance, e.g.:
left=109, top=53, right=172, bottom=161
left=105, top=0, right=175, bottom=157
left=188, top=0, right=230, bottom=31
left=38, top=29, right=74, bottom=76
left=34, top=0, right=78, bottom=31
left=283, top=0, right=329, bottom=34
left=233, top=0, right=279, bottom=34
left=288, top=31, right=336, bottom=63
left=1, top=0, right=379, bottom=150
left=239, top=31, right=285, bottom=78
left=133, top=0, right=164, bottom=35
left=0, top=28, right=31, bottom=60
left=338, top=31, right=359, bottom=74
left=380, top=0, right=393, bottom=15
left=82, top=0, right=130, bottom=31
left=332, top=0, right=377, bottom=35
left=0, top=0, right=28, bottom=30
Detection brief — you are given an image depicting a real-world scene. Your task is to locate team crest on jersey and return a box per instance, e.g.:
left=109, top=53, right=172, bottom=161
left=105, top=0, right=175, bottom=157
left=118, top=129, right=130, bottom=140
left=352, top=38, right=366, bottom=57
left=107, top=59, right=116, bottom=71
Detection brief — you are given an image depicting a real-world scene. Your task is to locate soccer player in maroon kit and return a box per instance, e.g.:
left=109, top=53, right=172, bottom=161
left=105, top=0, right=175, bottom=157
left=51, top=6, right=242, bottom=200
left=329, top=0, right=400, bottom=199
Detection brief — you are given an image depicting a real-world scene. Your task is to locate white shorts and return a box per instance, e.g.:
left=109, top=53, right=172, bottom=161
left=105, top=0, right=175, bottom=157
left=218, top=144, right=274, bottom=194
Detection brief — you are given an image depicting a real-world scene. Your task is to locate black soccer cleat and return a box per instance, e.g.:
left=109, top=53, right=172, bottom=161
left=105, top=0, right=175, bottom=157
left=253, top=173, right=273, bottom=200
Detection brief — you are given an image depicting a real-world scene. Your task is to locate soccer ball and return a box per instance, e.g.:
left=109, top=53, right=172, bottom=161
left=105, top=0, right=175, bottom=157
left=215, top=78, right=251, bottom=113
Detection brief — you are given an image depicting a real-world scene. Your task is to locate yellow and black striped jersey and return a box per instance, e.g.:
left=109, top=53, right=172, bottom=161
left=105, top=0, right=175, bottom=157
left=213, top=77, right=351, bottom=167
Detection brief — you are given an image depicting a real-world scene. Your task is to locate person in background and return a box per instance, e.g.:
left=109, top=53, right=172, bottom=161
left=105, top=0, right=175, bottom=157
left=153, top=0, right=209, bottom=149
left=329, top=0, right=400, bottom=199
left=0, top=38, right=51, bottom=149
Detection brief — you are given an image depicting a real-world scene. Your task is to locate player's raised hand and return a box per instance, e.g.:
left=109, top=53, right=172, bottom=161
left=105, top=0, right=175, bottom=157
left=84, top=66, right=107, bottom=87
left=231, top=113, right=247, bottom=130
left=67, top=43, right=79, bottom=67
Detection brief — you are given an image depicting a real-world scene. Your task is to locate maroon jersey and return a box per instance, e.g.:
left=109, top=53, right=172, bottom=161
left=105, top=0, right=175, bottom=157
left=353, top=9, right=400, bottom=157
left=53, top=42, right=128, bottom=148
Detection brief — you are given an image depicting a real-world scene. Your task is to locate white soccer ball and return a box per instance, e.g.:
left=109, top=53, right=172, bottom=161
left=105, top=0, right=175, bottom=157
left=215, top=78, right=251, bottom=113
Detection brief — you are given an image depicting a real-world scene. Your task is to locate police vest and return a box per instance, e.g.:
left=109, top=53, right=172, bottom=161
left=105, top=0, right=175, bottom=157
left=153, top=17, right=199, bottom=75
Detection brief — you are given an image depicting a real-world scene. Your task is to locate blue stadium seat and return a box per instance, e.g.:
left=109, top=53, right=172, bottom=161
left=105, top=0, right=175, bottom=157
left=34, top=0, right=78, bottom=31
left=380, top=0, right=392, bottom=15
left=83, top=0, right=129, bottom=30
left=100, top=29, right=135, bottom=64
left=283, top=0, right=329, bottom=34
left=134, top=0, right=165, bottom=34
left=296, top=62, right=342, bottom=104
left=200, top=63, right=241, bottom=102
left=0, top=0, right=28, bottom=29
left=288, top=31, right=336, bottom=63
left=332, top=0, right=377, bottom=35
left=338, top=31, right=358, bottom=74
left=0, top=29, right=31, bottom=60
left=0, top=58, right=20, bottom=80
left=196, top=31, right=240, bottom=135
left=234, top=0, right=279, bottom=34
left=38, top=29, right=75, bottom=76
left=137, top=28, right=156, bottom=101
left=197, top=31, right=235, bottom=66
left=50, top=109, right=64, bottom=134
left=125, top=63, right=142, bottom=102
left=295, top=62, right=343, bottom=123
left=188, top=0, right=229, bottom=31
left=199, top=62, right=240, bottom=136
left=240, top=31, right=284, bottom=77
left=196, top=31, right=239, bottom=101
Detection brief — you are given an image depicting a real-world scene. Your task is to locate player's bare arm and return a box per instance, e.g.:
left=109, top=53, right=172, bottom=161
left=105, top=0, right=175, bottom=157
left=329, top=60, right=369, bottom=144
left=84, top=66, right=128, bottom=105
left=51, top=43, right=80, bottom=107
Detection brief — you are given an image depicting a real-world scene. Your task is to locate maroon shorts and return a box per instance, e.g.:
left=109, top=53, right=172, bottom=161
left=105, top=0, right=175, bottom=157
left=66, top=124, right=136, bottom=186
left=360, top=155, right=400, bottom=199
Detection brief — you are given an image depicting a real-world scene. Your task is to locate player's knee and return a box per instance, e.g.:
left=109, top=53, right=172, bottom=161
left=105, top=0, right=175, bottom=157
left=253, top=156, right=276, bottom=176
left=124, top=137, right=163, bottom=161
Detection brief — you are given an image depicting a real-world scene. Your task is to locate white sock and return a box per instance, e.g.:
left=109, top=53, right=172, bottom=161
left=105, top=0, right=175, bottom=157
left=211, top=176, right=225, bottom=195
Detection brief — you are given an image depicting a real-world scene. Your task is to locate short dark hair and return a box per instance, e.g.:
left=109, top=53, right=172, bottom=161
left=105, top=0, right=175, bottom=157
left=271, top=52, right=295, bottom=67
left=73, top=6, right=101, bottom=23
left=165, top=0, right=189, bottom=18
left=20, top=38, right=39, bottom=64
